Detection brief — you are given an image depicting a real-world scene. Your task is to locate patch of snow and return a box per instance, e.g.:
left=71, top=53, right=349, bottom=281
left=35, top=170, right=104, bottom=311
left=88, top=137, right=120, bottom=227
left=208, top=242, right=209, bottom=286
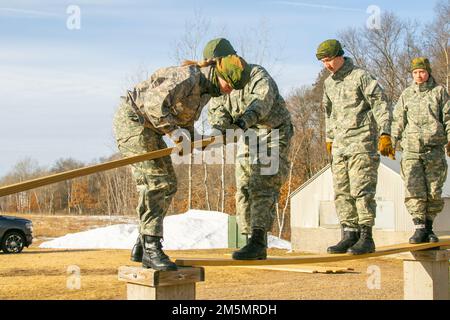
left=39, top=210, right=291, bottom=251
left=39, top=224, right=138, bottom=249
left=268, top=235, right=291, bottom=250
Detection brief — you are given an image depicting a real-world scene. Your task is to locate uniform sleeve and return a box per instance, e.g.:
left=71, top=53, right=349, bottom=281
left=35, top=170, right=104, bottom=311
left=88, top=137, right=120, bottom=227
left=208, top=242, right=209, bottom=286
left=360, top=72, right=392, bottom=136
left=441, top=88, right=450, bottom=143
left=391, top=93, right=406, bottom=146
left=322, top=89, right=334, bottom=142
left=238, top=75, right=276, bottom=128
left=207, top=95, right=234, bottom=130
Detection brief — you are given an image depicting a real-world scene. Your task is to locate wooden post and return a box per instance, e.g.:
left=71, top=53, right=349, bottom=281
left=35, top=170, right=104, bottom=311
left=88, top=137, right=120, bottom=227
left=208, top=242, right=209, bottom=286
left=403, top=249, right=449, bottom=300
left=118, top=266, right=204, bottom=300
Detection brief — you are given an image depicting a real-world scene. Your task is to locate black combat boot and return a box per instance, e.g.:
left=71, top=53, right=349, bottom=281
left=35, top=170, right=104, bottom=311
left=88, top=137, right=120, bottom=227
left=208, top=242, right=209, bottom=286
left=327, top=225, right=359, bottom=254
left=232, top=228, right=267, bottom=260
left=130, top=235, right=143, bottom=262
left=409, top=218, right=428, bottom=244
left=425, top=219, right=439, bottom=243
left=347, top=225, right=375, bottom=255
left=142, top=235, right=177, bottom=271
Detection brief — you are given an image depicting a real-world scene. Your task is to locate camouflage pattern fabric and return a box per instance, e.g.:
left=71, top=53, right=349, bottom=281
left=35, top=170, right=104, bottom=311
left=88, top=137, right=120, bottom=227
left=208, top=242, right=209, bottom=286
left=129, top=64, right=215, bottom=135
left=215, top=54, right=251, bottom=90
left=323, top=57, right=391, bottom=227
left=331, top=153, right=380, bottom=228
left=392, top=76, right=450, bottom=221
left=113, top=64, right=217, bottom=236
left=235, top=124, right=293, bottom=233
left=208, top=64, right=293, bottom=233
left=209, top=64, right=291, bottom=131
left=401, top=148, right=447, bottom=221
left=323, top=57, right=392, bottom=155
left=410, top=57, right=432, bottom=73
left=113, top=101, right=177, bottom=236
left=392, top=76, right=450, bottom=153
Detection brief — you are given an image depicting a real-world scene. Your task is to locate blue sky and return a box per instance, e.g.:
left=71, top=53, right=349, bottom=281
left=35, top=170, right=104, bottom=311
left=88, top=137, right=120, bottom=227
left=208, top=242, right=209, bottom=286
left=0, top=0, right=441, bottom=177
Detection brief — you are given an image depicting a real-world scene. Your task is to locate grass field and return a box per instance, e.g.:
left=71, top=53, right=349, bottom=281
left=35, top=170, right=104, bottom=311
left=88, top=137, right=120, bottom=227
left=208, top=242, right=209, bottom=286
left=0, top=213, right=406, bottom=300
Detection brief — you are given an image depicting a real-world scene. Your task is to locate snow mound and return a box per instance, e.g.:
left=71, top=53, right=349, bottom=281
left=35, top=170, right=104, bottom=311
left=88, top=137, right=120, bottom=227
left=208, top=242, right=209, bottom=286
left=39, top=223, right=138, bottom=250
left=39, top=210, right=291, bottom=250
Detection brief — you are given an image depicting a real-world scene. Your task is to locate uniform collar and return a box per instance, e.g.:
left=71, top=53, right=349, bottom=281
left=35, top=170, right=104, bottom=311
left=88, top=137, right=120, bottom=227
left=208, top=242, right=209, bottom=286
left=331, top=57, right=354, bottom=81
left=412, top=76, right=436, bottom=93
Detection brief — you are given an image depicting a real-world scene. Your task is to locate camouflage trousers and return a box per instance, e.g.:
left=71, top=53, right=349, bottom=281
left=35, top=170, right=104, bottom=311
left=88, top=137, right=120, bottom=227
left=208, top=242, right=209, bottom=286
left=113, top=100, right=177, bottom=237
left=236, top=123, right=293, bottom=234
left=331, top=152, right=380, bottom=228
left=401, top=147, right=448, bottom=222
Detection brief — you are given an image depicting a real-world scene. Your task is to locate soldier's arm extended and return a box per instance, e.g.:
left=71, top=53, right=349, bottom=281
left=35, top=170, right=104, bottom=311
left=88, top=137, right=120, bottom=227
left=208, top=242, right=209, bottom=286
left=441, top=88, right=450, bottom=143
left=360, top=73, right=392, bottom=136
left=322, top=89, right=334, bottom=142
left=208, top=95, right=234, bottom=131
left=237, top=75, right=276, bottom=128
left=391, top=93, right=407, bottom=146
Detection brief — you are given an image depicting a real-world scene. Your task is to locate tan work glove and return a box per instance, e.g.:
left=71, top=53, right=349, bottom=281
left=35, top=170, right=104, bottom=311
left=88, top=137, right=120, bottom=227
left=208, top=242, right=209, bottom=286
left=326, top=142, right=332, bottom=155
left=378, top=135, right=395, bottom=160
left=446, top=141, right=450, bottom=157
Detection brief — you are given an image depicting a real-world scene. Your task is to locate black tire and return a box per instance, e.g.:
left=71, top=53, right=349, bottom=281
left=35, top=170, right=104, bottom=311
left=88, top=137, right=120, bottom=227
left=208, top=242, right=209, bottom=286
left=1, top=231, right=26, bottom=254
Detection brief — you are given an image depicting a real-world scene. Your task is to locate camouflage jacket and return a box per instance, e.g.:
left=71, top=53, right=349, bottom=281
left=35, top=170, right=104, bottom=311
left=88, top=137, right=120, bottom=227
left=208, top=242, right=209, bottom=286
left=392, top=76, right=450, bottom=153
left=126, top=65, right=216, bottom=135
left=323, top=57, right=391, bottom=155
left=208, top=64, right=292, bottom=131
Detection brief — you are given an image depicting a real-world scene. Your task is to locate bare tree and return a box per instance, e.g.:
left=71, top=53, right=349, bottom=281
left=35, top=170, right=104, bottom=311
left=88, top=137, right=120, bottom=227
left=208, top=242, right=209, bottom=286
left=236, top=17, right=285, bottom=77
left=274, top=69, right=330, bottom=238
left=339, top=12, right=423, bottom=102
left=423, top=0, right=449, bottom=90
left=171, top=9, right=212, bottom=64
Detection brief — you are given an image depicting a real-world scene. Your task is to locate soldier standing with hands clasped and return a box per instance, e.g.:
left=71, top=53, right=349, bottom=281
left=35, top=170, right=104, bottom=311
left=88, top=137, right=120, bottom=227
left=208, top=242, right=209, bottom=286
left=317, top=39, right=394, bottom=255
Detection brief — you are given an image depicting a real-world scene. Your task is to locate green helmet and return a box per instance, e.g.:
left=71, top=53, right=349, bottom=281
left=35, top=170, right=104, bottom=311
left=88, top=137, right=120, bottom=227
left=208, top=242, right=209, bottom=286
left=203, top=38, right=236, bottom=60
left=410, top=57, right=432, bottom=74
left=316, top=39, right=344, bottom=60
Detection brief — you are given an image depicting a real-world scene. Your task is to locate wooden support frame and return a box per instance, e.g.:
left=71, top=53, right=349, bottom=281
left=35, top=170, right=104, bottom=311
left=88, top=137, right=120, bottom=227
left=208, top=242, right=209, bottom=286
left=118, top=266, right=205, bottom=300
left=403, top=249, right=449, bottom=300
left=118, top=238, right=450, bottom=300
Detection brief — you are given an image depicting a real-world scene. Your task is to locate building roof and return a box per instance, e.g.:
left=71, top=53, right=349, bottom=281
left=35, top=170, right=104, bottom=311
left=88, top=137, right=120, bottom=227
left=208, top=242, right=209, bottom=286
left=290, top=152, right=450, bottom=198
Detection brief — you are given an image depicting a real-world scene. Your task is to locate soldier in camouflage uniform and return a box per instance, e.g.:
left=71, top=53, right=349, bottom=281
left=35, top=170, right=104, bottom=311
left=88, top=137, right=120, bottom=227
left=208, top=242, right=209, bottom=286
left=205, top=38, right=293, bottom=260
left=317, top=39, right=395, bottom=255
left=113, top=54, right=251, bottom=270
left=392, top=57, right=450, bottom=244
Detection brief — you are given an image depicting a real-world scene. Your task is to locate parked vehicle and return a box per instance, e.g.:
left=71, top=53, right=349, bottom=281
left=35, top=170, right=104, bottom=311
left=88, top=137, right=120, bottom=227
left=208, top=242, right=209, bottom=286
left=0, top=215, right=33, bottom=253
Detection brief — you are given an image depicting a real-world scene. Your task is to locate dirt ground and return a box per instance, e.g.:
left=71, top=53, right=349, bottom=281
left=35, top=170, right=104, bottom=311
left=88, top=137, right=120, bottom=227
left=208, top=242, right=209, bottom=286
left=0, top=213, right=406, bottom=300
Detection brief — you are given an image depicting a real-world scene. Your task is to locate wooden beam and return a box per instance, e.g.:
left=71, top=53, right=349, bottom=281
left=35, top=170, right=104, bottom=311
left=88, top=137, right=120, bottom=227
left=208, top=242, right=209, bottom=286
left=175, top=236, right=450, bottom=267
left=0, top=135, right=221, bottom=197
left=233, top=265, right=354, bottom=274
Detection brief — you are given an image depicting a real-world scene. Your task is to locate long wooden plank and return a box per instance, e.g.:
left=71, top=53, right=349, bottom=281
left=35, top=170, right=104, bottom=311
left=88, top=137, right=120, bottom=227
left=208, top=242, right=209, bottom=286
left=175, top=236, right=450, bottom=267
left=233, top=265, right=354, bottom=274
left=0, top=136, right=220, bottom=197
